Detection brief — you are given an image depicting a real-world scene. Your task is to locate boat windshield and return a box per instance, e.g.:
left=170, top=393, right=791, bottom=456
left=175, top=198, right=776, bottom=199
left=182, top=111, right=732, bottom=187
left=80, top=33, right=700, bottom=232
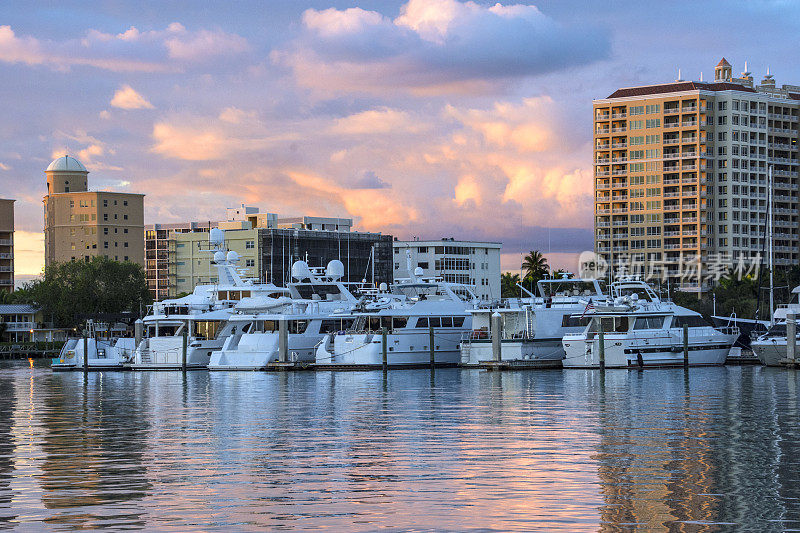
left=672, top=315, right=710, bottom=328
left=392, top=283, right=448, bottom=301
left=615, top=286, right=654, bottom=302
left=538, top=280, right=599, bottom=298
left=291, top=283, right=343, bottom=300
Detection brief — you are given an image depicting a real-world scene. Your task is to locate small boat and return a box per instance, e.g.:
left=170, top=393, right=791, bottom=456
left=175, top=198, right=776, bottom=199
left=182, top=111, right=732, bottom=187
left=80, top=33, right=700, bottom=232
left=562, top=279, right=738, bottom=368
left=51, top=321, right=136, bottom=371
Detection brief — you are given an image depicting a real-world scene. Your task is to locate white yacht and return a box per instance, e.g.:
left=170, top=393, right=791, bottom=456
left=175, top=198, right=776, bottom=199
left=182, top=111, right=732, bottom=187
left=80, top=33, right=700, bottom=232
left=208, top=260, right=359, bottom=370
left=52, top=322, right=136, bottom=371
left=460, top=275, right=604, bottom=366
left=562, top=279, right=738, bottom=368
left=751, top=285, right=800, bottom=366
left=315, top=259, right=478, bottom=368
left=130, top=229, right=290, bottom=370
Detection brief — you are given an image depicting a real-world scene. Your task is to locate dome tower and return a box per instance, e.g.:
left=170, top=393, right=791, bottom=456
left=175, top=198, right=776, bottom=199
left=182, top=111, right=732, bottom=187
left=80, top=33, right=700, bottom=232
left=45, top=155, right=88, bottom=194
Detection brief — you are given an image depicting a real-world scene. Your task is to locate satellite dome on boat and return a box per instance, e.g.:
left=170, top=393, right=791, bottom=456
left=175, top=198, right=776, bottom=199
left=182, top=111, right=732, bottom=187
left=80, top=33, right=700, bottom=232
left=291, top=260, right=311, bottom=281
left=46, top=155, right=87, bottom=172
left=209, top=228, right=225, bottom=246
left=326, top=259, right=344, bottom=280
left=226, top=250, right=239, bottom=263
left=414, top=267, right=424, bottom=277
left=213, top=251, right=225, bottom=263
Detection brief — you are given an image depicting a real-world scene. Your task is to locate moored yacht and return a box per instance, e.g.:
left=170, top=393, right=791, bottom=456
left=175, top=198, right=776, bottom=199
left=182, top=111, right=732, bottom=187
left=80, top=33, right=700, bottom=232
left=316, top=255, right=478, bottom=368
left=208, top=260, right=359, bottom=370
left=460, top=275, right=604, bottom=365
left=562, top=279, right=738, bottom=368
left=751, top=285, right=800, bottom=366
left=130, top=229, right=290, bottom=370
left=52, top=321, right=136, bottom=371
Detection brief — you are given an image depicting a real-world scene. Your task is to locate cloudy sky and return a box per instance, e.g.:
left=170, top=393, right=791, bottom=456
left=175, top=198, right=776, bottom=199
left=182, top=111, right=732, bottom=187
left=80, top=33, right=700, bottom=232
left=2, top=0, right=799, bottom=277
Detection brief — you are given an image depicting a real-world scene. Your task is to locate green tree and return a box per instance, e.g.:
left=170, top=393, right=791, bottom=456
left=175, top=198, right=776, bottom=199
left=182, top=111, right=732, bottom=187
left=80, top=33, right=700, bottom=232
left=522, top=250, right=549, bottom=280
left=14, top=257, right=151, bottom=328
left=501, top=272, right=521, bottom=298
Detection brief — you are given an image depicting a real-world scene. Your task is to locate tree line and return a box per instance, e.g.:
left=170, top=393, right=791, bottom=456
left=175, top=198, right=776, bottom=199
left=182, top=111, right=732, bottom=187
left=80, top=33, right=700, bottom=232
left=2, top=257, right=151, bottom=329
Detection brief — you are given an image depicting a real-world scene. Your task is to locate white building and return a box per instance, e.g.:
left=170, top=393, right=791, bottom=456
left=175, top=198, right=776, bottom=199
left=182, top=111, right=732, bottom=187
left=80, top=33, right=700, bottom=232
left=393, top=239, right=502, bottom=301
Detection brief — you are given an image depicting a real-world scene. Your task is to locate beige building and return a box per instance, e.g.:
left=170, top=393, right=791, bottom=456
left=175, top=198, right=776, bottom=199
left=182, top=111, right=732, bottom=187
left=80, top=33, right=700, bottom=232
left=43, top=156, right=145, bottom=266
left=0, top=199, right=13, bottom=292
left=173, top=224, right=260, bottom=295
left=594, top=58, right=799, bottom=291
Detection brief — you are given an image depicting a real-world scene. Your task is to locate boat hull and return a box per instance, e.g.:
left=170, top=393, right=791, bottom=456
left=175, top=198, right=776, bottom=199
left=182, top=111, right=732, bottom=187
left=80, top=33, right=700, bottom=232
left=562, top=331, right=734, bottom=368
left=751, top=338, right=797, bottom=366
left=318, top=330, right=464, bottom=368
left=460, top=338, right=564, bottom=366
left=208, top=332, right=321, bottom=370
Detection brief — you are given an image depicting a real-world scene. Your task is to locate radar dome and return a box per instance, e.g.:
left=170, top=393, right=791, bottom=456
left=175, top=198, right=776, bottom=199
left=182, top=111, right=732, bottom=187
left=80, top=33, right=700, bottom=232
left=414, top=266, right=424, bottom=277
left=379, top=282, right=388, bottom=292
left=209, top=228, right=225, bottom=246
left=226, top=250, right=240, bottom=263
left=326, top=259, right=345, bottom=280
left=291, top=260, right=312, bottom=281
left=213, top=251, right=225, bottom=263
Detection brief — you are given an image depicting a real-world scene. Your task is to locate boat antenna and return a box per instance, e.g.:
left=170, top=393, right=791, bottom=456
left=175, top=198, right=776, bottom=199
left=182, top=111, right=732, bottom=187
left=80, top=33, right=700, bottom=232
left=768, top=165, right=774, bottom=325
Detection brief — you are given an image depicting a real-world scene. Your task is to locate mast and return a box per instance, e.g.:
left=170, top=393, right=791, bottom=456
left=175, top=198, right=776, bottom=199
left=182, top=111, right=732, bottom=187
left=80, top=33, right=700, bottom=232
left=371, top=244, right=375, bottom=287
left=768, top=165, right=774, bottom=325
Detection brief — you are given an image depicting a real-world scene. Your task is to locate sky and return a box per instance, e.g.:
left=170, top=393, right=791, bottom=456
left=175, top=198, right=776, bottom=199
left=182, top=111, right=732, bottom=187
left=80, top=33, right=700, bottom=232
left=2, top=0, right=799, bottom=279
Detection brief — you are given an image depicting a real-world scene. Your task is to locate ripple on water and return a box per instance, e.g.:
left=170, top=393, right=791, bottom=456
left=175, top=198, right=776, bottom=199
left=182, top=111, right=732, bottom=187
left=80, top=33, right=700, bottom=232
left=0, top=364, right=798, bottom=530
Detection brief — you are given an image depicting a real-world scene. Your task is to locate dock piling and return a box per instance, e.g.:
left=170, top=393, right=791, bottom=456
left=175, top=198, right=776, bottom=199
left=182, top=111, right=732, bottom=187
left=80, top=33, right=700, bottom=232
left=598, top=322, right=605, bottom=370
left=381, top=327, right=388, bottom=371
left=83, top=334, right=88, bottom=373
left=788, top=314, right=796, bottom=362
left=181, top=327, right=188, bottom=371
left=279, top=319, right=288, bottom=363
left=491, top=312, right=502, bottom=362
left=683, top=324, right=689, bottom=368
left=428, top=325, right=435, bottom=369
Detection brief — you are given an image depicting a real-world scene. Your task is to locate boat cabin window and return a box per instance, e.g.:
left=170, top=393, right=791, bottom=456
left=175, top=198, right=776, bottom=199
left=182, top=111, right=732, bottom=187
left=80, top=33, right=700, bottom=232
left=147, top=325, right=179, bottom=337
left=672, top=315, right=710, bottom=328
left=615, top=286, right=654, bottom=302
left=163, top=305, right=189, bottom=316
left=193, top=320, right=221, bottom=340
left=293, top=284, right=342, bottom=300
left=392, top=317, right=408, bottom=329
left=633, top=316, right=666, bottom=330
left=562, top=315, right=592, bottom=328
left=415, top=316, right=465, bottom=328
left=589, top=316, right=629, bottom=333
left=259, top=320, right=309, bottom=334
left=320, top=318, right=355, bottom=333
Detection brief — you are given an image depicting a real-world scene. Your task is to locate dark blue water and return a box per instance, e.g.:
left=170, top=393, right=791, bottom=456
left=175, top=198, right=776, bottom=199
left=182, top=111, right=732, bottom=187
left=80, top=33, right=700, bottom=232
left=0, top=363, right=799, bottom=531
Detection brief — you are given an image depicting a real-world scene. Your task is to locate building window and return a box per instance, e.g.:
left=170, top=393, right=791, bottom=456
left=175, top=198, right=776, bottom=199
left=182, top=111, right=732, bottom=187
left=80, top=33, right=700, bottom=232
left=104, top=242, right=108, bottom=249
left=103, top=213, right=108, bottom=221
left=245, top=240, right=255, bottom=249
left=123, top=200, right=128, bottom=206
left=103, top=200, right=108, bottom=207
left=245, top=259, right=255, bottom=267
left=123, top=214, right=128, bottom=220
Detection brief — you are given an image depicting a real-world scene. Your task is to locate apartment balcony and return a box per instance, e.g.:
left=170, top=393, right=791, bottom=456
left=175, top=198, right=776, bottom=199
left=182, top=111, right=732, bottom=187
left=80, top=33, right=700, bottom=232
left=611, top=208, right=628, bottom=214
left=770, top=127, right=794, bottom=134
left=681, top=164, right=697, bottom=171
left=0, top=280, right=12, bottom=286
left=664, top=123, right=680, bottom=129
left=663, top=178, right=680, bottom=184
left=596, top=128, right=610, bottom=135
left=682, top=106, right=698, bottom=113
left=612, top=220, right=628, bottom=226
left=682, top=136, right=698, bottom=143
left=682, top=151, right=698, bottom=158
left=611, top=170, right=628, bottom=176
left=596, top=208, right=611, bottom=214
left=664, top=244, right=681, bottom=250
left=663, top=153, right=681, bottom=161
left=682, top=203, right=698, bottom=210
left=0, top=239, right=11, bottom=246
left=596, top=245, right=610, bottom=252
left=0, top=253, right=11, bottom=260
left=611, top=156, right=628, bottom=163
left=595, top=158, right=610, bottom=164
left=611, top=195, right=628, bottom=201
left=596, top=221, right=611, bottom=228
left=663, top=231, right=681, bottom=237
left=612, top=246, right=629, bottom=252
left=682, top=242, right=699, bottom=249
left=611, top=142, right=628, bottom=148
left=596, top=181, right=610, bottom=189
left=664, top=138, right=680, bottom=145
left=611, top=112, right=627, bottom=119
left=682, top=121, right=698, bottom=127
left=664, top=204, right=681, bottom=211
left=595, top=170, right=610, bottom=177
left=595, top=114, right=610, bottom=121
left=663, top=192, right=680, bottom=198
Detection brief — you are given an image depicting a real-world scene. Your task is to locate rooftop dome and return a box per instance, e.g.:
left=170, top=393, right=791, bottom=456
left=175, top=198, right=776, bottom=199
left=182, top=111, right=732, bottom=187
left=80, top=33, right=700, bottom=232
left=46, top=155, right=87, bottom=173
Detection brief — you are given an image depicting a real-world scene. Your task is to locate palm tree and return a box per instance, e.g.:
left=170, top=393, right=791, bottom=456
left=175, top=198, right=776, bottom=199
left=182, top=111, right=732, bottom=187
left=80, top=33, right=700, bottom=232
left=521, top=250, right=549, bottom=281
left=500, top=272, right=521, bottom=298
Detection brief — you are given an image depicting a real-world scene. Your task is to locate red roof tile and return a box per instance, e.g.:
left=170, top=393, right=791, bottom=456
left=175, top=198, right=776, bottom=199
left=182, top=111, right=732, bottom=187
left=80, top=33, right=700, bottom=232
left=606, top=81, right=756, bottom=99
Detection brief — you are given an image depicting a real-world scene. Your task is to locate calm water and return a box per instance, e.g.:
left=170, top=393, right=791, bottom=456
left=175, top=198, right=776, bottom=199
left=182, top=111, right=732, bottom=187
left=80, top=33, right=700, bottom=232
left=0, top=363, right=799, bottom=531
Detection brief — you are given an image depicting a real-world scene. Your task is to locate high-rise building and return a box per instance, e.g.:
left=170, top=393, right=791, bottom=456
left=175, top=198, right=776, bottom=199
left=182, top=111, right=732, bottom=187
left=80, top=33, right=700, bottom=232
left=392, top=239, right=502, bottom=300
left=0, top=199, right=13, bottom=292
left=594, top=58, right=799, bottom=291
left=43, top=155, right=145, bottom=267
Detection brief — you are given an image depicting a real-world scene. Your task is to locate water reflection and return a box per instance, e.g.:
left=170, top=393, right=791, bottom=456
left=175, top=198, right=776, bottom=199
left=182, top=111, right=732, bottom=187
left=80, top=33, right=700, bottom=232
left=1, top=364, right=800, bottom=530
